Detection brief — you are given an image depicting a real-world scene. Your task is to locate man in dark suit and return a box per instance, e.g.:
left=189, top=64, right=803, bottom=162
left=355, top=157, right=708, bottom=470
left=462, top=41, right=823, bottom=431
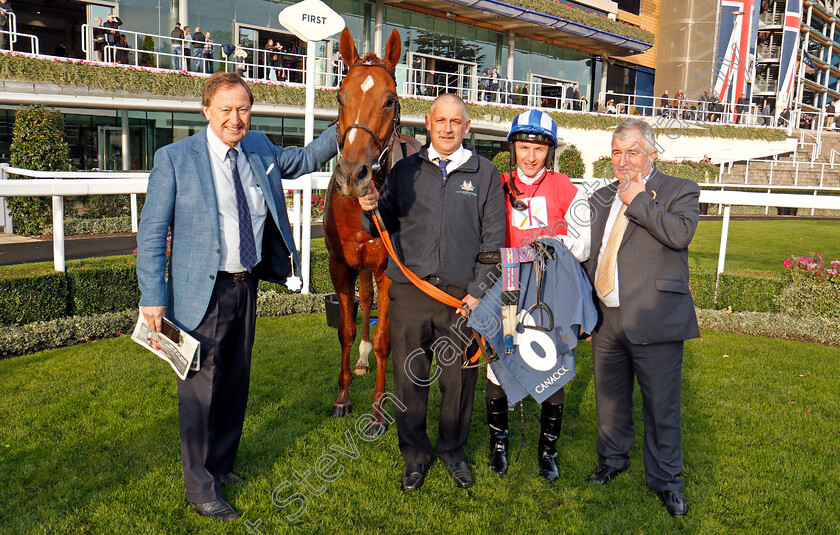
left=583, top=118, right=700, bottom=518
left=137, top=73, right=336, bottom=521
left=0, top=0, right=13, bottom=51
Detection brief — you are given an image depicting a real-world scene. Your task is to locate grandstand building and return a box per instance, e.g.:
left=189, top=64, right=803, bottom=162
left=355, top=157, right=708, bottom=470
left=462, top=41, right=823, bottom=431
left=1, top=0, right=660, bottom=169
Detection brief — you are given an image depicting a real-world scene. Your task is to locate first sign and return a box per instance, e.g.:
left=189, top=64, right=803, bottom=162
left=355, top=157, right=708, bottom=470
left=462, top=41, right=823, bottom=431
left=278, top=0, right=346, bottom=42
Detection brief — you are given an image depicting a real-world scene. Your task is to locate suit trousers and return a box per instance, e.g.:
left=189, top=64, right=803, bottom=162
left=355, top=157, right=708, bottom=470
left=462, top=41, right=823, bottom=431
left=592, top=305, right=684, bottom=492
left=389, top=282, right=478, bottom=466
left=178, top=275, right=258, bottom=503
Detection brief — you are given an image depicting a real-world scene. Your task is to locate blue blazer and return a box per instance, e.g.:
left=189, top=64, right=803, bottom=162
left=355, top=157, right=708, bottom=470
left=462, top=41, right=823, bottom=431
left=137, top=125, right=336, bottom=332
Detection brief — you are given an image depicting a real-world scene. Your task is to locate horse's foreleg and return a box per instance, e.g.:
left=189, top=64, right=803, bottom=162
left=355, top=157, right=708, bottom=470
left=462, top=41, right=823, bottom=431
left=354, top=269, right=374, bottom=375
left=329, top=256, right=357, bottom=417
left=367, top=268, right=392, bottom=436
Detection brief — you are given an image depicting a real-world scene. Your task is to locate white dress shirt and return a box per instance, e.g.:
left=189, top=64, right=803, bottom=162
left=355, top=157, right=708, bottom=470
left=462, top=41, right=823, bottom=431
left=206, top=128, right=268, bottom=272
left=594, top=168, right=654, bottom=307
left=427, top=144, right=472, bottom=177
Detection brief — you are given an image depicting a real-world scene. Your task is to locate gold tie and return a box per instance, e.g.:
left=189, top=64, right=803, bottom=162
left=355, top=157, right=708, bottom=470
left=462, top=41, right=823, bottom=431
left=596, top=203, right=628, bottom=297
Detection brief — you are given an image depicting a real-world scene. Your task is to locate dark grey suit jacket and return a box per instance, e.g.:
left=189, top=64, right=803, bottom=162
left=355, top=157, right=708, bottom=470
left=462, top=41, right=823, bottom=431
left=584, top=168, right=701, bottom=345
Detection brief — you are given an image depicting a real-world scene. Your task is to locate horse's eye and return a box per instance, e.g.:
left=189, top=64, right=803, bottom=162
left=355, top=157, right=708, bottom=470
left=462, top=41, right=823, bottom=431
left=385, top=97, right=396, bottom=108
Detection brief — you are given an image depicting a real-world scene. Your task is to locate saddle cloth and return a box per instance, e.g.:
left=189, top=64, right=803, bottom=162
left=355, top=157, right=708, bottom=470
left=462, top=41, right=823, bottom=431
left=468, top=238, right=598, bottom=404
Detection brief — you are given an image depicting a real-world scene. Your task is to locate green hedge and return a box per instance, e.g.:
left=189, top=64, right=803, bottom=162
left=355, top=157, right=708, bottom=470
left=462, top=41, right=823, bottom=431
left=66, top=256, right=140, bottom=316
left=717, top=271, right=786, bottom=313
left=0, top=268, right=68, bottom=325
left=0, top=255, right=139, bottom=326
left=8, top=106, right=70, bottom=235
left=65, top=215, right=133, bottom=236
left=689, top=267, right=716, bottom=310
left=0, top=293, right=329, bottom=358
left=0, top=54, right=788, bottom=144
left=593, top=157, right=720, bottom=183
left=775, top=281, right=840, bottom=321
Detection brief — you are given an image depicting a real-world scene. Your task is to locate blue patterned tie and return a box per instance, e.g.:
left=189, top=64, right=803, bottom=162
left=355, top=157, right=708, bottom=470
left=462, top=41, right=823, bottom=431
left=227, top=148, right=258, bottom=272
left=437, top=158, right=450, bottom=180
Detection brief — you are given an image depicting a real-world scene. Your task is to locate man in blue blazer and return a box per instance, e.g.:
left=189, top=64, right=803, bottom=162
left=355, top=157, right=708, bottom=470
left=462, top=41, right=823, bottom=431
left=137, top=72, right=336, bottom=521
left=583, top=119, right=700, bottom=518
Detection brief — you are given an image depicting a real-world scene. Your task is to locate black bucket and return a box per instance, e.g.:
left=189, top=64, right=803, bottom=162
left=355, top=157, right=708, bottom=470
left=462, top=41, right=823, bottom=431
left=324, top=294, right=360, bottom=328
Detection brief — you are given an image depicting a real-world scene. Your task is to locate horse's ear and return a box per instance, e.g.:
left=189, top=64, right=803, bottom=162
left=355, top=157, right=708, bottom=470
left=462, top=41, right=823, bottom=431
left=339, top=27, right=359, bottom=67
left=383, top=29, right=401, bottom=71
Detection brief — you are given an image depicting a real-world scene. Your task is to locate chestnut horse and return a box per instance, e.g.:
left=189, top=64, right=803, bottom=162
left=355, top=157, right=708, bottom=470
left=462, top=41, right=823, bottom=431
left=323, top=28, right=420, bottom=434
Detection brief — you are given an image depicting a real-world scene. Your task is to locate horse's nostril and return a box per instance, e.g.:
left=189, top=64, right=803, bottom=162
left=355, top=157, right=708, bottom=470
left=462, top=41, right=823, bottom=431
left=356, top=165, right=369, bottom=182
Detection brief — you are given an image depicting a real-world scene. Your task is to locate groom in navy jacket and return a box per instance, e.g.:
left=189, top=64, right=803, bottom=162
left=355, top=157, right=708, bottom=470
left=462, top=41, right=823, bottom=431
left=137, top=72, right=336, bottom=521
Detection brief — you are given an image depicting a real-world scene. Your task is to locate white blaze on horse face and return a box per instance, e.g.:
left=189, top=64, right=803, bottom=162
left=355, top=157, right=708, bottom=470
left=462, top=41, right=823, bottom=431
left=347, top=75, right=376, bottom=145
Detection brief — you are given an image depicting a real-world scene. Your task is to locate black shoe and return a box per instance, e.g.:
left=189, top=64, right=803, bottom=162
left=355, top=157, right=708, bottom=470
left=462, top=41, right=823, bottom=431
left=189, top=498, right=240, bottom=522
left=487, top=397, right=509, bottom=476
left=445, top=460, right=474, bottom=488
left=401, top=463, right=429, bottom=491
left=538, top=402, right=563, bottom=483
left=219, top=472, right=244, bottom=486
left=587, top=464, right=627, bottom=484
left=658, top=489, right=688, bottom=517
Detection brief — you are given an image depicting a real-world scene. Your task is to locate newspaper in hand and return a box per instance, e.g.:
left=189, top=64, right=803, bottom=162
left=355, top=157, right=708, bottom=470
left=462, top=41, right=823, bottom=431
left=132, top=312, right=200, bottom=380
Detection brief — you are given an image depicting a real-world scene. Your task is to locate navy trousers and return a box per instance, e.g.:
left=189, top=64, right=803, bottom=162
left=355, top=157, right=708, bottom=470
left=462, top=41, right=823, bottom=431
left=178, top=275, right=258, bottom=503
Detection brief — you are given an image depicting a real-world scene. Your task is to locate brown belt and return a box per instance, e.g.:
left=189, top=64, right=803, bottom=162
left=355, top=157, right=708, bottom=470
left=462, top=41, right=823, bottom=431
left=217, top=271, right=250, bottom=282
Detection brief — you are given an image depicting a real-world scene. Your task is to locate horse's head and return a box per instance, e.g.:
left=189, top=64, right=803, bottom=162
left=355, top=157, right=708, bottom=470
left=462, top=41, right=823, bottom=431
left=333, top=27, right=401, bottom=198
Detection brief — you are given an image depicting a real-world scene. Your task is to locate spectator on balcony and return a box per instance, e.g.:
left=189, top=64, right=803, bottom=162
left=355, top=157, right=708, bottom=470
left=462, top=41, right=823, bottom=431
left=183, top=26, right=192, bottom=71
left=264, top=39, right=276, bottom=80
left=699, top=91, right=710, bottom=121
left=564, top=84, right=574, bottom=110
left=0, top=0, right=13, bottom=51
left=501, top=76, right=512, bottom=104
left=53, top=42, right=68, bottom=57
left=572, top=84, right=581, bottom=111
left=233, top=44, right=247, bottom=78
left=480, top=68, right=491, bottom=100
left=272, top=42, right=286, bottom=81
left=92, top=17, right=106, bottom=61
left=103, top=13, right=122, bottom=50
left=735, top=95, right=748, bottom=124
left=825, top=100, right=835, bottom=129
left=778, top=107, right=790, bottom=127
left=192, top=27, right=204, bottom=73
left=606, top=99, right=617, bottom=114
left=170, top=23, right=184, bottom=71
left=203, top=31, right=215, bottom=74
left=660, top=89, right=670, bottom=112
left=489, top=67, right=500, bottom=103
left=115, top=34, right=131, bottom=65
left=675, top=90, right=686, bottom=119
left=834, top=114, right=840, bottom=130
left=762, top=100, right=772, bottom=126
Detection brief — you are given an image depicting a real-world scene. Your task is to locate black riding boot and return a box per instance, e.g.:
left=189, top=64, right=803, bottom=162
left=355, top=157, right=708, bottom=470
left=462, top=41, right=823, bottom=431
left=487, top=397, right=509, bottom=476
left=538, top=402, right=564, bottom=482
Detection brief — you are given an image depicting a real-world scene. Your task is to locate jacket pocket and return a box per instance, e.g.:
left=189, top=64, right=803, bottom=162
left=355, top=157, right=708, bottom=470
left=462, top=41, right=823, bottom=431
left=174, top=267, right=190, bottom=282
left=655, top=278, right=689, bottom=294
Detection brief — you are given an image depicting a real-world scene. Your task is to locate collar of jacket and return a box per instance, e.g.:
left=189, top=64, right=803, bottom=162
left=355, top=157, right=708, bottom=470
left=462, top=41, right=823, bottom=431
left=418, top=144, right=480, bottom=173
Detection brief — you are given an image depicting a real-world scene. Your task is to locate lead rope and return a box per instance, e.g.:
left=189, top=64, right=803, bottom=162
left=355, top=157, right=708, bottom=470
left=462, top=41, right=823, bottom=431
left=515, top=401, right=526, bottom=463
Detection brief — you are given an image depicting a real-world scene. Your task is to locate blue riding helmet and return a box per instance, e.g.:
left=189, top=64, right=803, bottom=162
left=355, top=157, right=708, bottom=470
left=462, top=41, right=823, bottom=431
left=508, top=110, right=561, bottom=171
left=508, top=110, right=560, bottom=147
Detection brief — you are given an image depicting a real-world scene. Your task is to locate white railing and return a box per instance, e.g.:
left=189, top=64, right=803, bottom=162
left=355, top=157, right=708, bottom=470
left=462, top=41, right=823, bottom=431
left=0, top=164, right=329, bottom=292
left=830, top=149, right=840, bottom=168
left=1, top=20, right=40, bottom=55
left=698, top=189, right=840, bottom=292
left=798, top=129, right=822, bottom=162
left=719, top=156, right=840, bottom=188
left=72, top=25, right=592, bottom=112
left=596, top=90, right=781, bottom=128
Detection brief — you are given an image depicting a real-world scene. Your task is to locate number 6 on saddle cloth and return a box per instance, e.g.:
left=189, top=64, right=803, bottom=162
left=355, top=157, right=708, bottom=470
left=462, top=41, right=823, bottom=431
left=468, top=238, right=598, bottom=404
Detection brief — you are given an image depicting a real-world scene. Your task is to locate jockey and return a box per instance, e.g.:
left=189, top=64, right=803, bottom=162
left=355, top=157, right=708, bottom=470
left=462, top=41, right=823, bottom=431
left=487, top=109, right=590, bottom=481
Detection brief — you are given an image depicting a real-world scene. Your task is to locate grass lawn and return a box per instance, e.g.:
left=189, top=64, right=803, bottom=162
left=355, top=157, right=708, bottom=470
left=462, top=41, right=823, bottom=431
left=689, top=220, right=840, bottom=274
left=1, top=314, right=838, bottom=534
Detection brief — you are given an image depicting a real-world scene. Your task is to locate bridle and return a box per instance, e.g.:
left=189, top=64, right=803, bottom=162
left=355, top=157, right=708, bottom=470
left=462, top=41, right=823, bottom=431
left=334, top=58, right=402, bottom=175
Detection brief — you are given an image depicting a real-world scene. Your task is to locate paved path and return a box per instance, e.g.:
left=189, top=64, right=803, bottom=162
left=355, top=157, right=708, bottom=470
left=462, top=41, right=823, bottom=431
left=0, top=234, right=138, bottom=266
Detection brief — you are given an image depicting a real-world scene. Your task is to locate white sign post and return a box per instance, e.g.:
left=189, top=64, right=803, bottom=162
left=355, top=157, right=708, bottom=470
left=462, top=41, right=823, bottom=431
left=278, top=0, right=345, bottom=294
